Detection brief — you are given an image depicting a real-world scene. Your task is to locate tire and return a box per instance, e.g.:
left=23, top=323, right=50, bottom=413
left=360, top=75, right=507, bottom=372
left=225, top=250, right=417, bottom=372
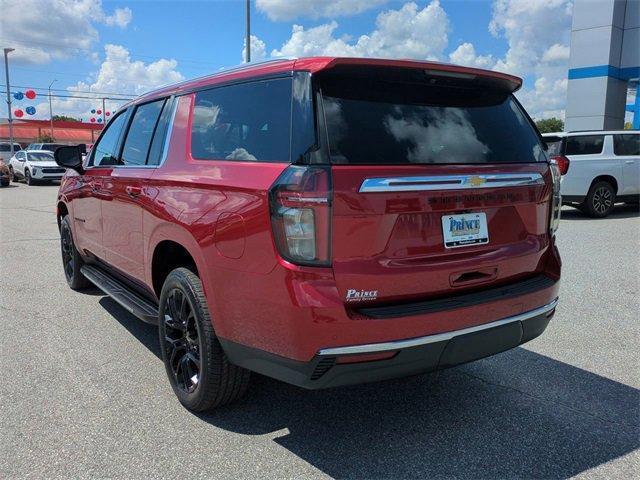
left=158, top=267, right=250, bottom=411
left=9, top=166, right=18, bottom=182
left=0, top=179, right=9, bottom=187
left=25, top=169, right=34, bottom=185
left=60, top=215, right=92, bottom=290
left=582, top=181, right=616, bottom=218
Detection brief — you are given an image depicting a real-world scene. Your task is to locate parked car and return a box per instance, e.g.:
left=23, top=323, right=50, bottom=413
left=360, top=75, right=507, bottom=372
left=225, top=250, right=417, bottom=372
left=26, top=142, right=67, bottom=152
left=54, top=57, right=562, bottom=411
left=0, top=159, right=10, bottom=186
left=9, top=149, right=66, bottom=185
left=542, top=130, right=640, bottom=217
left=0, top=141, right=22, bottom=163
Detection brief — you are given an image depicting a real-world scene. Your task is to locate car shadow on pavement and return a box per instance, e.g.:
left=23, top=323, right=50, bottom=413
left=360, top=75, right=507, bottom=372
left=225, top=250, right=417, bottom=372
left=99, top=296, right=639, bottom=479
left=561, top=204, right=640, bottom=220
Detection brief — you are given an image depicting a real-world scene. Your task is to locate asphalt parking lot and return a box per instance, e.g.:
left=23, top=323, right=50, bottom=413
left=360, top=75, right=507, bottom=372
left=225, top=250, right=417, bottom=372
left=0, top=182, right=638, bottom=479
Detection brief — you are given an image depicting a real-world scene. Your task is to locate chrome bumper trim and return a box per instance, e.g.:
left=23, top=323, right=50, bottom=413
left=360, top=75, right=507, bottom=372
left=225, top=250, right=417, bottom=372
left=318, top=298, right=558, bottom=356
left=358, top=173, right=544, bottom=193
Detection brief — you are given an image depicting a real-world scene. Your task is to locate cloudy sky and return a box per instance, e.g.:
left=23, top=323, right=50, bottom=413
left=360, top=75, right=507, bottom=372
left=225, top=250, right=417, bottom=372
left=0, top=0, right=573, bottom=122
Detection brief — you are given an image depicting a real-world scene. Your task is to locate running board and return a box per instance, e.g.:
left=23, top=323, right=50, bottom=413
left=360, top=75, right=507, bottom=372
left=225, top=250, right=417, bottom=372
left=81, top=265, right=159, bottom=325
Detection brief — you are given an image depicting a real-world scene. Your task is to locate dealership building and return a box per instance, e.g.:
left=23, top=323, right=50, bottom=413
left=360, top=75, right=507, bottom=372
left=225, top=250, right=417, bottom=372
left=566, top=0, right=639, bottom=130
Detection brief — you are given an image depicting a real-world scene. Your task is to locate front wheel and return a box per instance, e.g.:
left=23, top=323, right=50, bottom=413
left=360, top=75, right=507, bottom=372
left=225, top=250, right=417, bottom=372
left=158, top=268, right=250, bottom=412
left=60, top=215, right=91, bottom=290
left=25, top=169, right=34, bottom=185
left=582, top=181, right=615, bottom=218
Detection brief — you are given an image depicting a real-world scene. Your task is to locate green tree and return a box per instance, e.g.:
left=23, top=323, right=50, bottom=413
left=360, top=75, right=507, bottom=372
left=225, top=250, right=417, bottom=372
left=52, top=115, right=79, bottom=122
left=35, top=133, right=55, bottom=143
left=535, top=117, right=564, bottom=133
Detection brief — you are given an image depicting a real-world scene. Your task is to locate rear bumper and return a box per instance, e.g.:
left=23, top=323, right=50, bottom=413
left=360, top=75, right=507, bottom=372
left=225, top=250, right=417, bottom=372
left=220, top=298, right=557, bottom=389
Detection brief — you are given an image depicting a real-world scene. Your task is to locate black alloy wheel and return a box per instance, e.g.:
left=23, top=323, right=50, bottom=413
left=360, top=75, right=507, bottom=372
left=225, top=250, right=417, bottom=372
left=60, top=220, right=75, bottom=283
left=584, top=180, right=615, bottom=218
left=163, top=288, right=201, bottom=394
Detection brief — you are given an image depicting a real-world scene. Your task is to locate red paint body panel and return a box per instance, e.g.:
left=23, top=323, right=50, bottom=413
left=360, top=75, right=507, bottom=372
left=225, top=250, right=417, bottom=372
left=57, top=57, right=559, bottom=368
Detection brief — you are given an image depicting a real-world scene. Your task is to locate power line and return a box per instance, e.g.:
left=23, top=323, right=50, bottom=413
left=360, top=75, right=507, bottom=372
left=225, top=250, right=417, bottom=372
left=0, top=90, right=134, bottom=101
left=1, top=83, right=135, bottom=97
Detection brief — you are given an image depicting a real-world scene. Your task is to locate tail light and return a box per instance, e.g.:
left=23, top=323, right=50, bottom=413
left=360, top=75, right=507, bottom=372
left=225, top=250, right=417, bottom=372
left=549, top=162, right=561, bottom=235
left=269, top=165, right=332, bottom=266
left=550, top=155, right=570, bottom=175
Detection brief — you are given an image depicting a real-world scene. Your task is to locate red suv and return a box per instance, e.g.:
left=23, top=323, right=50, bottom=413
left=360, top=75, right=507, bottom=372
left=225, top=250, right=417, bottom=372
left=55, top=57, right=561, bottom=411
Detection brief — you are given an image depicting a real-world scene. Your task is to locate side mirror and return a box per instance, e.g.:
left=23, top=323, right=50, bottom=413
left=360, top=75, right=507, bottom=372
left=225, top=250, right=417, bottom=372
left=78, top=144, right=87, bottom=155
left=55, top=146, right=84, bottom=174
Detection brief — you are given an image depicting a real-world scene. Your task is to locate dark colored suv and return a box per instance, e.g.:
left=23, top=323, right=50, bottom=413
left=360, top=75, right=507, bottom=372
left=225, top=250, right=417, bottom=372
left=55, top=57, right=561, bottom=411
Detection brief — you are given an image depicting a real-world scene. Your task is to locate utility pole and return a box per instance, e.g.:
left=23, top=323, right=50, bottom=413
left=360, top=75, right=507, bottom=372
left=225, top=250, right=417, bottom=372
left=102, top=98, right=106, bottom=124
left=3, top=48, right=15, bottom=156
left=246, top=0, right=251, bottom=63
left=48, top=79, right=56, bottom=139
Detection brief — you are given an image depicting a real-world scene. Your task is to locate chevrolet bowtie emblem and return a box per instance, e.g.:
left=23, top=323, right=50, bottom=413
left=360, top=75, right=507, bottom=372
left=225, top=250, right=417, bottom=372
left=467, top=176, right=486, bottom=186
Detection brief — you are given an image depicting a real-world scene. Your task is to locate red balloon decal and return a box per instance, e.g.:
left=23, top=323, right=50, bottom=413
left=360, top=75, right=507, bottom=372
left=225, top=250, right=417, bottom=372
left=14, top=109, right=24, bottom=118
left=105, top=111, right=111, bottom=116
left=96, top=109, right=102, bottom=114
left=25, top=90, right=36, bottom=100
left=90, top=117, right=96, bottom=123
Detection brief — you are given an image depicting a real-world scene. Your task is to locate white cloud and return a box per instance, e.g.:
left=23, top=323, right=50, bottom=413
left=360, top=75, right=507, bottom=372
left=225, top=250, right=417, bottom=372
left=0, top=0, right=133, bottom=64
left=447, top=0, right=572, bottom=119
left=30, top=44, right=183, bottom=121
left=271, top=1, right=450, bottom=60
left=242, top=35, right=267, bottom=62
left=449, top=43, right=495, bottom=69
left=256, top=0, right=389, bottom=21
left=104, top=7, right=133, bottom=28
left=541, top=43, right=570, bottom=63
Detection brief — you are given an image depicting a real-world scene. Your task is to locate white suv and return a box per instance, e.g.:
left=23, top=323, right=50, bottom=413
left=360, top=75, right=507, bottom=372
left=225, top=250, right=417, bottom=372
left=8, top=149, right=66, bottom=185
left=542, top=131, right=640, bottom=217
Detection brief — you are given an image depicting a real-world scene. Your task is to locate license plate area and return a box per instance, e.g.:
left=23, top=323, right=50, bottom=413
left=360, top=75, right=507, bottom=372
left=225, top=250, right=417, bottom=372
left=442, top=212, right=489, bottom=248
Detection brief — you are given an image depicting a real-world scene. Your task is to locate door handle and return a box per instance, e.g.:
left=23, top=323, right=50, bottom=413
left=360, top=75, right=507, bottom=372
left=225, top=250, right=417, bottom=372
left=126, top=185, right=143, bottom=197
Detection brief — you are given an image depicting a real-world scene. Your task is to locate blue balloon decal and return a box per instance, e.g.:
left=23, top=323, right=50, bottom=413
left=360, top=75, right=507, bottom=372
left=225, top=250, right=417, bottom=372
left=91, top=109, right=96, bottom=114
left=14, top=92, right=24, bottom=100
left=25, top=106, right=36, bottom=115
left=97, top=117, right=103, bottom=123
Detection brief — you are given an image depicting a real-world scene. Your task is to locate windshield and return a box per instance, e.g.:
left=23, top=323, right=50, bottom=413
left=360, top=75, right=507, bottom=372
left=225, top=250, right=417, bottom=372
left=27, top=152, right=55, bottom=162
left=41, top=144, right=65, bottom=151
left=320, top=76, right=546, bottom=165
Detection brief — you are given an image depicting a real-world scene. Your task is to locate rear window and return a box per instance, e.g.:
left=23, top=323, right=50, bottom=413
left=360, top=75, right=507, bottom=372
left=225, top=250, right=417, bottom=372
left=320, top=77, right=545, bottom=164
left=543, top=137, right=564, bottom=156
left=191, top=78, right=292, bottom=162
left=0, top=144, right=21, bottom=152
left=613, top=134, right=640, bottom=156
left=565, top=135, right=604, bottom=155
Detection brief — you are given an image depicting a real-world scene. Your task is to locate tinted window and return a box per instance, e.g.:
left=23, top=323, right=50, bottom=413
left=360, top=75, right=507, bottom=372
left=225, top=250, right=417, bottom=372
left=565, top=135, right=604, bottom=155
left=91, top=111, right=129, bottom=166
left=321, top=77, right=545, bottom=164
left=27, top=152, right=54, bottom=161
left=613, top=134, right=640, bottom=156
left=121, top=99, right=166, bottom=166
left=40, top=143, right=66, bottom=151
left=543, top=136, right=564, bottom=156
left=147, top=98, right=175, bottom=166
left=191, top=78, right=292, bottom=162
left=1, top=144, right=21, bottom=152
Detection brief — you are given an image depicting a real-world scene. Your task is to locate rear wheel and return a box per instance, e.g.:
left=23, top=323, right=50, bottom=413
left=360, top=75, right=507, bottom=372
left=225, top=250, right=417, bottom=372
left=582, top=181, right=615, bottom=218
left=159, top=268, right=250, bottom=411
left=60, top=215, right=91, bottom=290
left=9, top=166, right=18, bottom=182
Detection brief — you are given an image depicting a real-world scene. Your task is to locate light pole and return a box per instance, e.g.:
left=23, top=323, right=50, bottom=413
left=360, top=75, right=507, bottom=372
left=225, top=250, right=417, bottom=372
left=3, top=47, right=15, bottom=156
left=48, top=79, right=56, bottom=140
left=246, top=0, right=251, bottom=63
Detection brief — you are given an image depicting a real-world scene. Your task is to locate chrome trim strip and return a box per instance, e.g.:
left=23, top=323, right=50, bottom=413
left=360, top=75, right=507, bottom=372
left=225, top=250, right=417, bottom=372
left=359, top=173, right=545, bottom=193
left=317, top=298, right=558, bottom=356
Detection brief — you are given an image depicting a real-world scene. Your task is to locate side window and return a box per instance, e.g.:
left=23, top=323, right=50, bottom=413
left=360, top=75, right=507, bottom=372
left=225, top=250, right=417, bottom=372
left=613, top=134, right=640, bottom=156
left=121, top=99, right=166, bottom=166
left=16, top=151, right=24, bottom=160
left=191, top=78, right=292, bottom=162
left=147, top=98, right=175, bottom=166
left=91, top=111, right=129, bottom=167
left=565, top=135, right=604, bottom=155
